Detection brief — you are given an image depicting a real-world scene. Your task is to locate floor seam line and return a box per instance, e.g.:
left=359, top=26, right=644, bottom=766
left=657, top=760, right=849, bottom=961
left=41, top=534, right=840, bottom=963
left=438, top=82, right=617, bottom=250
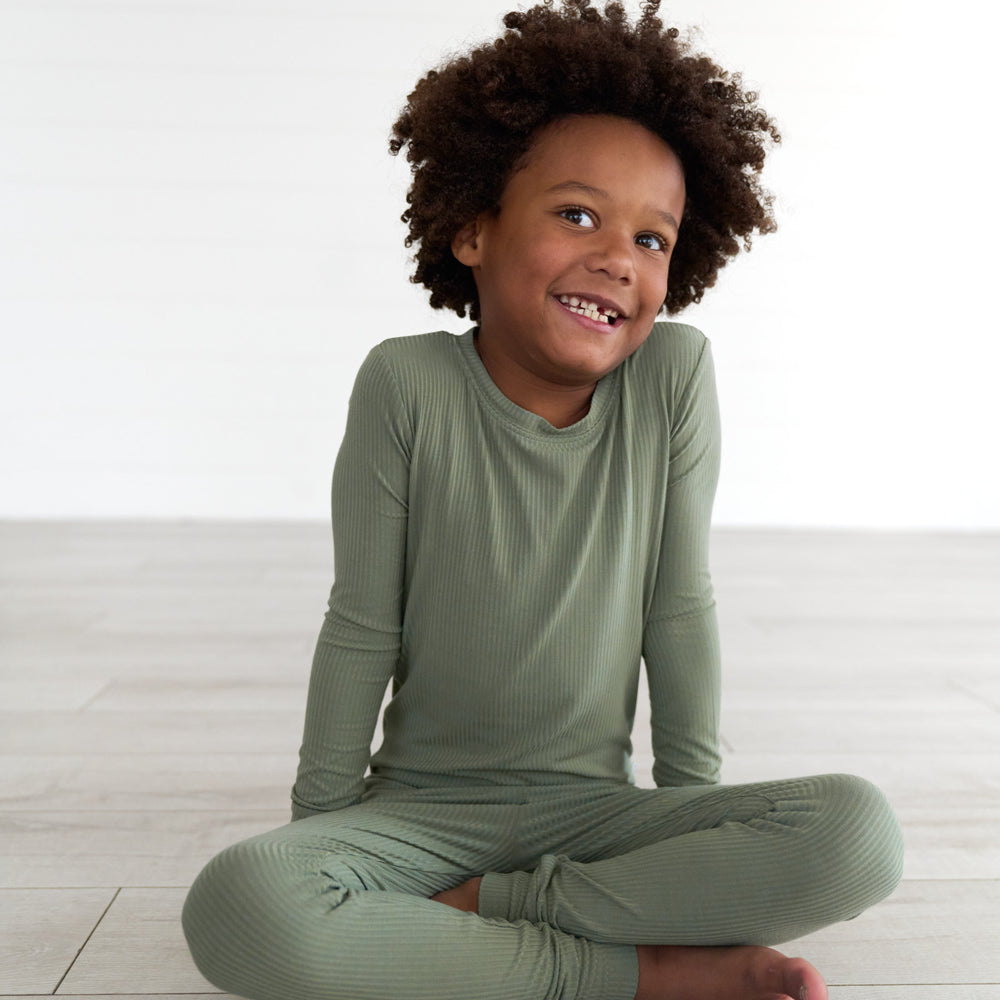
left=51, top=886, right=121, bottom=995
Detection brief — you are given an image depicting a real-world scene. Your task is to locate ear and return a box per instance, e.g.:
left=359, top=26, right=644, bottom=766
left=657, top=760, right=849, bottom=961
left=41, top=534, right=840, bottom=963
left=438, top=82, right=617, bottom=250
left=451, top=217, right=484, bottom=267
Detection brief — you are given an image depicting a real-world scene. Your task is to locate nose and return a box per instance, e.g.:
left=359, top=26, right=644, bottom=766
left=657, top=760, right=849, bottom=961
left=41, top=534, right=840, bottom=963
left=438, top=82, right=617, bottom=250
left=585, top=228, right=637, bottom=283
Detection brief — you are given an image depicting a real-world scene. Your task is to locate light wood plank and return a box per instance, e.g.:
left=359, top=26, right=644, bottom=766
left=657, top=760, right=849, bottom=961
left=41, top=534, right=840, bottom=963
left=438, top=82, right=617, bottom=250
left=787, top=880, right=1000, bottom=986
left=715, top=580, right=1000, bottom=620
left=719, top=752, right=1000, bottom=799
left=831, top=990, right=1000, bottom=999
left=955, top=677, right=1000, bottom=712
left=720, top=680, right=986, bottom=714
left=0, top=888, right=116, bottom=994
left=0, top=753, right=297, bottom=812
left=890, top=806, right=1000, bottom=879
left=8, top=988, right=999, bottom=999
left=0, top=711, right=302, bottom=755
left=0, top=681, right=108, bottom=712
left=0, top=634, right=315, bottom=681
left=88, top=590, right=322, bottom=639
left=0, top=812, right=286, bottom=889
left=715, top=625, right=1000, bottom=676
left=81, top=678, right=307, bottom=714
left=720, top=707, right=999, bottom=755
left=3, top=522, right=999, bottom=994
left=709, top=527, right=1000, bottom=573
left=57, top=888, right=213, bottom=995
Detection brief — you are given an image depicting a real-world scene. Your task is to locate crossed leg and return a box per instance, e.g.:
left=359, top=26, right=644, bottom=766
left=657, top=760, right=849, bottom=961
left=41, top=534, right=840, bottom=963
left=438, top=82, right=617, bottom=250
left=434, top=772, right=903, bottom=1000
left=183, top=784, right=641, bottom=1000
left=434, top=878, right=827, bottom=998
left=183, top=773, right=901, bottom=1000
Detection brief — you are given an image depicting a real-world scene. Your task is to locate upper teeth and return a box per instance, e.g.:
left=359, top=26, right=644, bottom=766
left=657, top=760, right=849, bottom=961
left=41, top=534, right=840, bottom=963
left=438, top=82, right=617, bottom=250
left=559, top=295, right=619, bottom=324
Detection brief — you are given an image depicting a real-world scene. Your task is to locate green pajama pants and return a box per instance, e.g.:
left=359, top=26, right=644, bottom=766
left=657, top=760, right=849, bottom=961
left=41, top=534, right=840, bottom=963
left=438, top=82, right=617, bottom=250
left=182, top=772, right=902, bottom=1000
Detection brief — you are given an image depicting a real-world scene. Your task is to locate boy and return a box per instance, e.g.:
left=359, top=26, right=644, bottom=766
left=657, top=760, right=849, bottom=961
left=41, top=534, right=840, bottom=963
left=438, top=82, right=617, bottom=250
left=183, top=3, right=903, bottom=999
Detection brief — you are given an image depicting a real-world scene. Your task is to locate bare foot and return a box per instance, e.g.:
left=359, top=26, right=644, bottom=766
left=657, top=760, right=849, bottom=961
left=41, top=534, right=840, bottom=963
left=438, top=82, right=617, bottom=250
left=635, top=944, right=827, bottom=1000
left=432, top=882, right=826, bottom=1000
left=430, top=876, right=482, bottom=913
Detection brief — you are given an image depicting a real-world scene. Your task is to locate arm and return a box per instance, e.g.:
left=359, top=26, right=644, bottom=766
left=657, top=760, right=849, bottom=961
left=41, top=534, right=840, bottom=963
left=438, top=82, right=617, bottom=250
left=290, top=346, right=411, bottom=819
left=642, top=337, right=722, bottom=787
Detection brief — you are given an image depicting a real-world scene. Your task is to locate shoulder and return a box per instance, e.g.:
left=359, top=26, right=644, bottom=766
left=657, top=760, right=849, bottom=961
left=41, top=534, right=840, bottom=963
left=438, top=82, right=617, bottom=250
left=632, top=321, right=710, bottom=373
left=360, top=331, right=461, bottom=391
left=371, top=330, right=458, bottom=370
left=352, top=331, right=460, bottom=399
left=624, top=321, right=715, bottom=408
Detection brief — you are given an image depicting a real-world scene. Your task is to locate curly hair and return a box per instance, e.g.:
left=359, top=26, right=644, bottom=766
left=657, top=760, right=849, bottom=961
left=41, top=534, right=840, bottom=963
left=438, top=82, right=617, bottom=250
left=389, top=0, right=780, bottom=319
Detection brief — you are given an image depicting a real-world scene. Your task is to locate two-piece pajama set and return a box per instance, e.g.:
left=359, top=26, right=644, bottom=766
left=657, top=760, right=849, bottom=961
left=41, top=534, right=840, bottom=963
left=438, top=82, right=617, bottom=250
left=182, top=325, right=902, bottom=1000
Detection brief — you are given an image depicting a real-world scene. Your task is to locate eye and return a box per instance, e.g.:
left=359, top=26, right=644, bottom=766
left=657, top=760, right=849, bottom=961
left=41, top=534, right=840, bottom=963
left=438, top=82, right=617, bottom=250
left=559, top=206, right=597, bottom=228
left=635, top=232, right=670, bottom=252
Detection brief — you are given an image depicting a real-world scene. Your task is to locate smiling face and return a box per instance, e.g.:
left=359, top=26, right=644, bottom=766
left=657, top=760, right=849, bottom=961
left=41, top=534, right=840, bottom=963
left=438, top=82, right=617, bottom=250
left=452, top=114, right=686, bottom=419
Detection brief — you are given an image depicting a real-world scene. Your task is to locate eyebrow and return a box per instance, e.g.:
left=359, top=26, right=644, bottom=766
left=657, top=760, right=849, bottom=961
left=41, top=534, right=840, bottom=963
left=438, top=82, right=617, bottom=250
left=545, top=180, right=680, bottom=232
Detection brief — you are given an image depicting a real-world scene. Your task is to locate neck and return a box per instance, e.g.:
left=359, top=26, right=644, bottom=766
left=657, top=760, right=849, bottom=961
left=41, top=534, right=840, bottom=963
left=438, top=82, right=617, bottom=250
left=474, top=333, right=596, bottom=428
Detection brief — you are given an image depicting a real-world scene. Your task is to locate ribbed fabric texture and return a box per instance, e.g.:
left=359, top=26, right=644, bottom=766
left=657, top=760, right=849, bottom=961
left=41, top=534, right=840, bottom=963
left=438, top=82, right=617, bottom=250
left=182, top=775, right=903, bottom=1000
left=292, top=323, right=722, bottom=819
left=182, top=324, right=905, bottom=1000
left=476, top=774, right=904, bottom=947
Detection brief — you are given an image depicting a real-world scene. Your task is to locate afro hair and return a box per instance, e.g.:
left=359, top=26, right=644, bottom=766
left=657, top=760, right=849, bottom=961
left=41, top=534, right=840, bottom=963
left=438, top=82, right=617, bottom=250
left=390, top=0, right=781, bottom=319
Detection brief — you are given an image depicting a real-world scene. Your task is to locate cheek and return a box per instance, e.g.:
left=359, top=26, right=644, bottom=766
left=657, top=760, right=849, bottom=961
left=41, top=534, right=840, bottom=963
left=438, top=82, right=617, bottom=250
left=640, top=263, right=671, bottom=310
left=520, top=235, right=574, bottom=281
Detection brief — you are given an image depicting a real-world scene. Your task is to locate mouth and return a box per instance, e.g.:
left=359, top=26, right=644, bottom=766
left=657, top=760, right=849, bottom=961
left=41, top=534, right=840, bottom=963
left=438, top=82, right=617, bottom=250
left=556, top=294, right=626, bottom=328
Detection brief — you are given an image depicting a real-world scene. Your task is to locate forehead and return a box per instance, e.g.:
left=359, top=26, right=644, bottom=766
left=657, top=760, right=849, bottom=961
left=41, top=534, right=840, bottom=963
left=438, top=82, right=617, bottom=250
left=505, top=114, right=686, bottom=207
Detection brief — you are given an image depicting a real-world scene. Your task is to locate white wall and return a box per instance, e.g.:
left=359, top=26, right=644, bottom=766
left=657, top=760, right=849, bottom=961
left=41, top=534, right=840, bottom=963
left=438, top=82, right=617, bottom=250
left=1, top=0, right=996, bottom=527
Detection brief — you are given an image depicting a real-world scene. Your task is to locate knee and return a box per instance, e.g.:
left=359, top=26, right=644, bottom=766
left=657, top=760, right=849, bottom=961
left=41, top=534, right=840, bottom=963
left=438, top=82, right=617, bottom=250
left=183, top=835, right=352, bottom=1000
left=811, top=773, right=904, bottom=910
left=182, top=841, right=265, bottom=994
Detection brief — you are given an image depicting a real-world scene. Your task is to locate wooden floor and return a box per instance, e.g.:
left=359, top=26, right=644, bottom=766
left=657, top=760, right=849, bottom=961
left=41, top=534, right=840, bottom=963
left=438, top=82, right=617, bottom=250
left=1, top=521, right=998, bottom=999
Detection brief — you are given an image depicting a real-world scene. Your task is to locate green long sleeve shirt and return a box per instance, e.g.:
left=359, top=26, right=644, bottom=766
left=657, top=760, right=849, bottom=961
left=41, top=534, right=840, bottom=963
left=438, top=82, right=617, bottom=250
left=292, top=323, right=722, bottom=819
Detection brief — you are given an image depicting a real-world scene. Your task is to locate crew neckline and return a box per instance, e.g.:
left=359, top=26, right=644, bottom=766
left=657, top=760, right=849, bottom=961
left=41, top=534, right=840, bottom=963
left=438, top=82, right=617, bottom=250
left=455, top=328, right=619, bottom=442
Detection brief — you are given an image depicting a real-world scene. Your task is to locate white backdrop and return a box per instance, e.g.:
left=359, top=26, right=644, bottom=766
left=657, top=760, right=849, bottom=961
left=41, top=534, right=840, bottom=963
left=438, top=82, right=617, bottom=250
left=1, top=0, right=996, bottom=527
